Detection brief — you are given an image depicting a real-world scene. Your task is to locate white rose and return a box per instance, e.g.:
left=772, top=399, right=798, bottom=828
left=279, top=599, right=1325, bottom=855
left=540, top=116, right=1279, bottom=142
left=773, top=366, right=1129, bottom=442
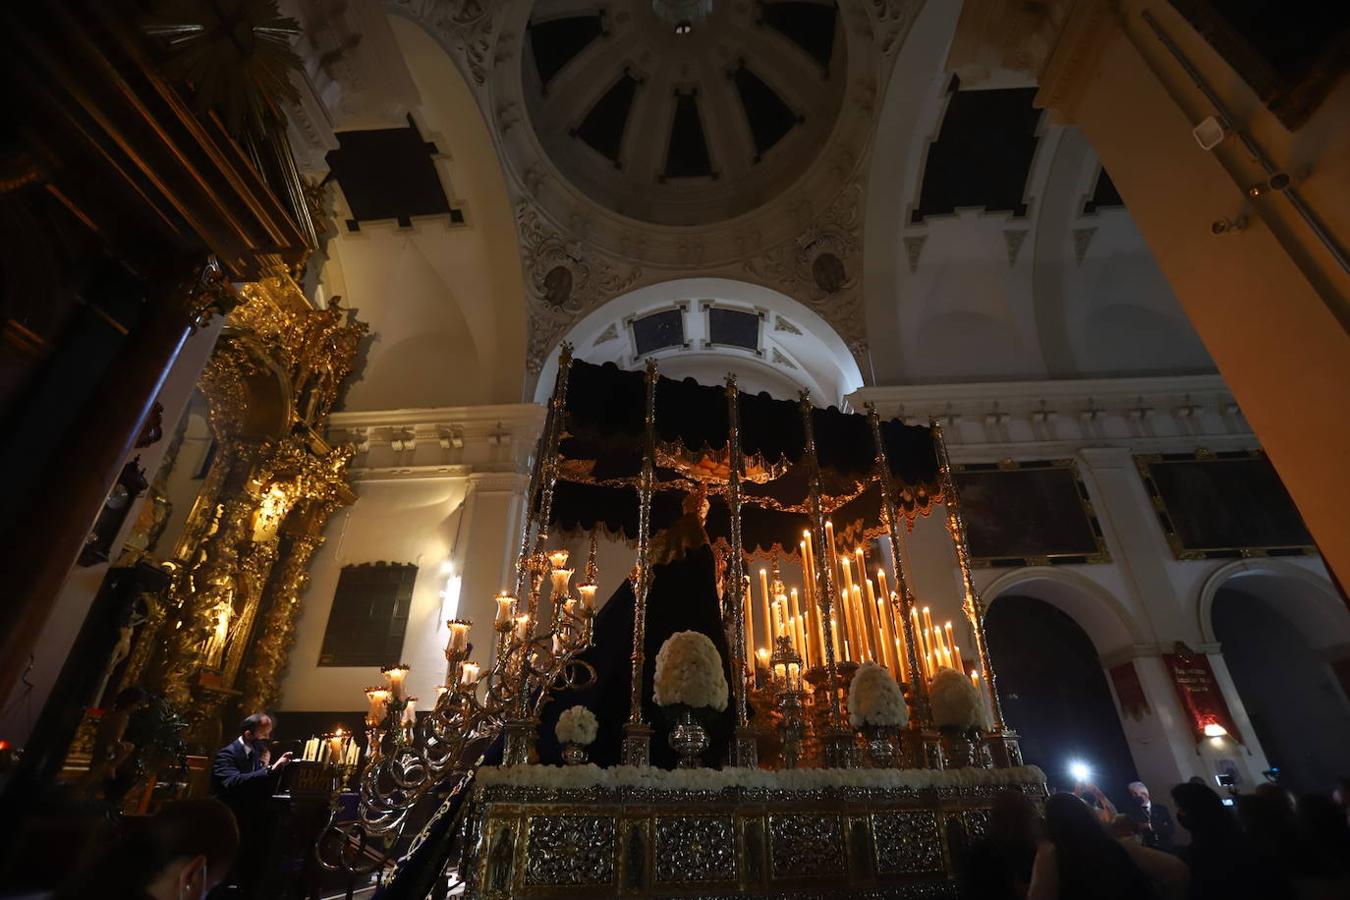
left=555, top=705, right=599, bottom=746
left=653, top=631, right=729, bottom=712
left=848, top=662, right=909, bottom=728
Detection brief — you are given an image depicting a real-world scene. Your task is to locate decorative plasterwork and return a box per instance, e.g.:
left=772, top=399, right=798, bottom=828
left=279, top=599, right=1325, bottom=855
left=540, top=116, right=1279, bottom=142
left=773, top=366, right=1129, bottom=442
left=903, top=234, right=927, bottom=274
left=389, top=0, right=926, bottom=372
left=328, top=402, right=546, bottom=480
left=850, top=374, right=1252, bottom=461
left=1004, top=229, right=1029, bottom=267
left=387, top=0, right=497, bottom=86
left=1072, top=226, right=1097, bottom=265
left=743, top=180, right=868, bottom=356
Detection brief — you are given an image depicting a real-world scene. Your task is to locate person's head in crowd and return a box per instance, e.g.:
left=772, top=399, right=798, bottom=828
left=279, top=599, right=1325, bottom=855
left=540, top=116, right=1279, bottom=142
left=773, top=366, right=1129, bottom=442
left=1127, top=781, right=1151, bottom=808
left=1172, top=781, right=1238, bottom=841
left=988, top=788, right=1040, bottom=848
left=1042, top=792, right=1151, bottom=897
left=1331, top=777, right=1350, bottom=811
left=239, top=712, right=274, bottom=749
left=1108, top=814, right=1140, bottom=841
left=1252, top=782, right=1296, bottom=811
left=57, top=799, right=240, bottom=900
left=1295, top=793, right=1350, bottom=875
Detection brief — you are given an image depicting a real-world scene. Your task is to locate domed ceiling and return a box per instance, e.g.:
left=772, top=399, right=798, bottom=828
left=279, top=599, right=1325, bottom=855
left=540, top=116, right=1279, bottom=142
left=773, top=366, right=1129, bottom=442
left=522, top=0, right=847, bottom=226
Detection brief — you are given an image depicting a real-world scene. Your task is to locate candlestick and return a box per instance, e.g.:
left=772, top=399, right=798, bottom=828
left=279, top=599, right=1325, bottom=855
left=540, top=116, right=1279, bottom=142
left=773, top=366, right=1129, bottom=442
left=513, top=614, right=531, bottom=643
left=364, top=687, right=390, bottom=725
left=381, top=664, right=410, bottom=701
left=548, top=549, right=570, bottom=570
left=402, top=698, right=417, bottom=727
left=799, top=539, right=821, bottom=664
left=328, top=731, right=345, bottom=765
left=446, top=619, right=471, bottom=654
left=495, top=592, right=516, bottom=625
left=460, top=661, right=481, bottom=686
left=944, top=622, right=958, bottom=669
left=345, top=739, right=359, bottom=767
left=758, top=569, right=772, bottom=652
left=577, top=582, right=598, bottom=610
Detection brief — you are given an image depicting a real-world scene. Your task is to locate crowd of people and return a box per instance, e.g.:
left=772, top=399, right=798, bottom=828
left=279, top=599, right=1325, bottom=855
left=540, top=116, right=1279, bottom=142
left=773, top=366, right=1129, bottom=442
left=959, top=776, right=1350, bottom=900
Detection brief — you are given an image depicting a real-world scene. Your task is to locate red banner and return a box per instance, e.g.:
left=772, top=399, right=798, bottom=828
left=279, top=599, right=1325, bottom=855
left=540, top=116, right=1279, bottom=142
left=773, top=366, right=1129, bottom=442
left=1162, top=643, right=1242, bottom=744
left=1108, top=660, right=1150, bottom=721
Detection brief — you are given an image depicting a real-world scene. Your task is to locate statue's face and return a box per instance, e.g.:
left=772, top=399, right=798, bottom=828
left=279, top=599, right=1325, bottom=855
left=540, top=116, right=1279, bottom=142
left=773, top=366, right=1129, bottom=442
left=698, top=498, right=710, bottom=523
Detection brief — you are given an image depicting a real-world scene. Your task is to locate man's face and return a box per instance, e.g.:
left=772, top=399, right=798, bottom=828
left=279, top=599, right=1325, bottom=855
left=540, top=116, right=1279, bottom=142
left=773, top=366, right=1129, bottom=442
left=1129, top=784, right=1150, bottom=805
left=245, top=717, right=273, bottom=746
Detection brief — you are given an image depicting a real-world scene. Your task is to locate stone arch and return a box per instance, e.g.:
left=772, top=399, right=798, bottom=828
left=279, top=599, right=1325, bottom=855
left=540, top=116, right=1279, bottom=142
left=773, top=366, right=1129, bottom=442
left=533, top=277, right=865, bottom=404
left=1197, top=559, right=1348, bottom=650
left=983, top=567, right=1146, bottom=658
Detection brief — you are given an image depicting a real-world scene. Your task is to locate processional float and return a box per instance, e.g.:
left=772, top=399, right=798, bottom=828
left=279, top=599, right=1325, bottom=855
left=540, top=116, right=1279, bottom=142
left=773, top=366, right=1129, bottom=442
left=321, top=348, right=1040, bottom=897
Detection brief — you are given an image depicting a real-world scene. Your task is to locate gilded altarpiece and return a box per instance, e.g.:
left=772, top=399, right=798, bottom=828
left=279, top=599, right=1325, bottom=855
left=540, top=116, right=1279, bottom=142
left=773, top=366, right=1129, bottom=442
left=112, top=272, right=366, bottom=749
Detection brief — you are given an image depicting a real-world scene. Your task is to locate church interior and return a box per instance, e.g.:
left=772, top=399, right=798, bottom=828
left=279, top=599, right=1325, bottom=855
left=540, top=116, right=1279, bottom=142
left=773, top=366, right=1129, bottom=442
left=2, top=0, right=1350, bottom=898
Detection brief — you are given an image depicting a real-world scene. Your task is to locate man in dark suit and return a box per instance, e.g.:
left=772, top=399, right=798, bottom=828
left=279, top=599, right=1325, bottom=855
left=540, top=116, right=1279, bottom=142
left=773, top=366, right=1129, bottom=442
left=210, top=713, right=292, bottom=897
left=1127, top=780, right=1177, bottom=852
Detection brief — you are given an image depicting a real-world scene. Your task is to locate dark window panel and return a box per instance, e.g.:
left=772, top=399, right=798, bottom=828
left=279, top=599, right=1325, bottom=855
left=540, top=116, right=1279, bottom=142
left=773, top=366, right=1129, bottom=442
left=1083, top=167, right=1124, bottom=214
left=911, top=80, right=1041, bottom=223
left=759, top=1, right=838, bottom=72
left=632, top=308, right=685, bottom=356
left=326, top=117, right=462, bottom=226
left=663, top=91, right=714, bottom=178
left=708, top=307, right=760, bottom=351
left=528, top=14, right=606, bottom=89
left=319, top=563, right=418, bottom=667
left=576, top=71, right=641, bottom=166
left=731, top=64, right=800, bottom=159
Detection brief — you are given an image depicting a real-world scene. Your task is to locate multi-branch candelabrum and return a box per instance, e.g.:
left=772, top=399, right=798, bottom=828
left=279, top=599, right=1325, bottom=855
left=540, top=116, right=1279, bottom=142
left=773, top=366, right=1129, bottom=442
left=320, top=548, right=597, bottom=870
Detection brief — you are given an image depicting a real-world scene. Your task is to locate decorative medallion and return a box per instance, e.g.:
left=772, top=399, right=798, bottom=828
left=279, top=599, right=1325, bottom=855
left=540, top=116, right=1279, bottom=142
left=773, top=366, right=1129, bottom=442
left=387, top=0, right=497, bottom=86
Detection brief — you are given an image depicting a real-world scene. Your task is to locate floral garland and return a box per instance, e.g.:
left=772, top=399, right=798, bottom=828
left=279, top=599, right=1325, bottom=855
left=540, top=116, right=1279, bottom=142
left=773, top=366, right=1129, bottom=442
left=476, top=763, right=1047, bottom=792
left=847, top=662, right=909, bottom=729
left=555, top=705, right=598, bottom=746
left=653, top=631, right=728, bottom=712
left=929, top=667, right=992, bottom=731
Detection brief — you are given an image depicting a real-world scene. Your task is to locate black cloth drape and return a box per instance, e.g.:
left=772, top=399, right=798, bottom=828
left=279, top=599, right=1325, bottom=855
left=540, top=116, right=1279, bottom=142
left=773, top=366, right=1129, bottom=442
left=533, top=540, right=736, bottom=769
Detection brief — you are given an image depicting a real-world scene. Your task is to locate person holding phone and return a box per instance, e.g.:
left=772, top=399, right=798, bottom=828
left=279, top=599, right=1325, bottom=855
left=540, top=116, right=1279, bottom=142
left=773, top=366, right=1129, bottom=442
left=210, top=713, right=292, bottom=897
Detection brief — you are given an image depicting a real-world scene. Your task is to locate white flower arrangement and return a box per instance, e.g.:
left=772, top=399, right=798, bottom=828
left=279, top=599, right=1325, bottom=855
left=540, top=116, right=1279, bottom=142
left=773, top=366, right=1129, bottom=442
left=477, top=762, right=1047, bottom=792
left=848, top=662, right=909, bottom=729
left=653, top=630, right=728, bottom=712
left=555, top=705, right=598, bottom=746
left=928, top=667, right=993, bottom=732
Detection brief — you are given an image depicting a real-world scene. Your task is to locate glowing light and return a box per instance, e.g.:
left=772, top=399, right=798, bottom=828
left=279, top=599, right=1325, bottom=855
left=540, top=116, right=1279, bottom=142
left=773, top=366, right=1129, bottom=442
left=1068, top=760, right=1092, bottom=784
left=1203, top=722, right=1228, bottom=738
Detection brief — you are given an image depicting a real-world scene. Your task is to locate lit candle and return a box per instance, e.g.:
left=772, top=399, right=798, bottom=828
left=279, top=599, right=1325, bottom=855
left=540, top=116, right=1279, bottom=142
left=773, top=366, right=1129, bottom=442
left=824, top=521, right=838, bottom=575
left=895, top=635, right=907, bottom=682
left=758, top=569, right=772, bottom=652
left=830, top=617, right=843, bottom=660
left=550, top=567, right=573, bottom=600
left=548, top=549, right=570, bottom=570
left=345, top=739, right=359, bottom=767
left=953, top=645, right=961, bottom=674
left=871, top=585, right=892, bottom=673
left=876, top=568, right=889, bottom=603
left=460, top=661, right=481, bottom=686
left=744, top=583, right=755, bottom=673
left=922, top=607, right=937, bottom=661
left=577, top=583, right=598, bottom=610
left=945, top=622, right=959, bottom=669
left=365, top=688, right=390, bottom=724
left=328, top=730, right=345, bottom=764
left=790, top=589, right=808, bottom=666
left=402, top=698, right=417, bottom=727
left=514, top=614, right=531, bottom=643
left=788, top=661, right=800, bottom=690
left=851, top=584, right=870, bottom=662
left=563, top=599, right=578, bottom=621
left=495, top=592, right=516, bottom=625
left=382, top=664, right=409, bottom=701
left=446, top=619, right=471, bottom=653
left=303, top=737, right=316, bottom=761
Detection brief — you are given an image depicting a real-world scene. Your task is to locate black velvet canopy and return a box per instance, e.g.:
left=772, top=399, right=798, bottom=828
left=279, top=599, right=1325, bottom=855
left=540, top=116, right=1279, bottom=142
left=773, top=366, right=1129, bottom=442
left=546, top=361, right=945, bottom=554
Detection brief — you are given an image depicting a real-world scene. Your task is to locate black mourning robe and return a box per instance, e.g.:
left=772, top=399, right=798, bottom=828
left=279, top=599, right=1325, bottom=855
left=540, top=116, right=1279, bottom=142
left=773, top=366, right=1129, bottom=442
left=534, top=513, right=736, bottom=769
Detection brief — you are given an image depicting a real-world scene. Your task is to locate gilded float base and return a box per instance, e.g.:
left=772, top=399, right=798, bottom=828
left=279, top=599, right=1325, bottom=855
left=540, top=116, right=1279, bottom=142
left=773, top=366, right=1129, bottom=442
left=463, top=767, right=1047, bottom=898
